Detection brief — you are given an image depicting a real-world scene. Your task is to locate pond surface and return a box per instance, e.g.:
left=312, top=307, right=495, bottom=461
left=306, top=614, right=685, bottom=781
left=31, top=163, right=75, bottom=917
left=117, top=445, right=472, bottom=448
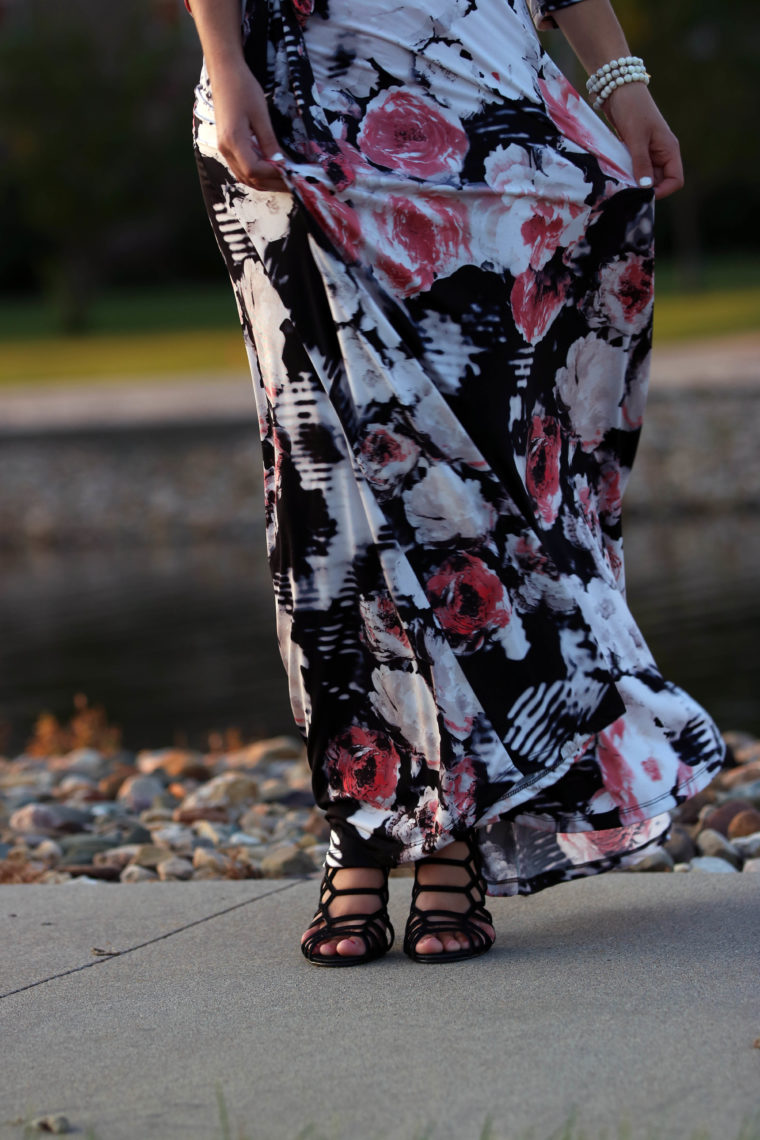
left=1, top=514, right=759, bottom=757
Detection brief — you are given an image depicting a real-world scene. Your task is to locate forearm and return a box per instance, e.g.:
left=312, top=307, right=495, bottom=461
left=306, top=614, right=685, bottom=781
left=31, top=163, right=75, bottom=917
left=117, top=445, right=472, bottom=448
left=550, top=0, right=632, bottom=75
left=187, top=0, right=247, bottom=86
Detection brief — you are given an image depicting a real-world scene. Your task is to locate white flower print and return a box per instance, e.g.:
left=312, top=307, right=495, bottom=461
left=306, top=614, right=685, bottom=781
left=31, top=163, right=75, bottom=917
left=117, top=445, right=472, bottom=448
left=555, top=333, right=626, bottom=451
left=403, top=464, right=495, bottom=542
left=369, top=665, right=442, bottom=763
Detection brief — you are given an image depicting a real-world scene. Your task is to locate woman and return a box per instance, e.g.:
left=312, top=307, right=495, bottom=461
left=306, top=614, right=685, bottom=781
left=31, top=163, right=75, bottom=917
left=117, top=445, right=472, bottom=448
left=189, top=0, right=726, bottom=965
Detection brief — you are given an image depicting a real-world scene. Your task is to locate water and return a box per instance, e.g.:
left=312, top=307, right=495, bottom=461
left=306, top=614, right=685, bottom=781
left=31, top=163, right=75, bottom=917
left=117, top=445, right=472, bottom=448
left=1, top=514, right=759, bottom=757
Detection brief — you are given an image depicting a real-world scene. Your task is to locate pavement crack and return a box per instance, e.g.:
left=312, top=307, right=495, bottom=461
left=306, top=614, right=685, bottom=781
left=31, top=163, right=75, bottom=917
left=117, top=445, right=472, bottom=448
left=0, top=880, right=301, bottom=1000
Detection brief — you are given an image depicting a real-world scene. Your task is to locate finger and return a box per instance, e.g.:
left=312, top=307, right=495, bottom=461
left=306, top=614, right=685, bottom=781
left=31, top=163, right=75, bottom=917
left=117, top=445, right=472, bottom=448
left=626, top=139, right=654, bottom=192
left=220, top=134, right=287, bottom=191
left=652, top=151, right=685, bottom=201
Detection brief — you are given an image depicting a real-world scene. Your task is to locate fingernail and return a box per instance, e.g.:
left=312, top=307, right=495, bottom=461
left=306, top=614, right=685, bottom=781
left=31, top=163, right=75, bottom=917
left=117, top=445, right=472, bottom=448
left=269, top=151, right=285, bottom=163
left=638, top=176, right=653, bottom=188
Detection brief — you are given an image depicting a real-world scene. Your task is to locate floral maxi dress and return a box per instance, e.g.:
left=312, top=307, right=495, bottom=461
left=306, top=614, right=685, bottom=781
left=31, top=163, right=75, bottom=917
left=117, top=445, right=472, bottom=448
left=192, top=0, right=725, bottom=894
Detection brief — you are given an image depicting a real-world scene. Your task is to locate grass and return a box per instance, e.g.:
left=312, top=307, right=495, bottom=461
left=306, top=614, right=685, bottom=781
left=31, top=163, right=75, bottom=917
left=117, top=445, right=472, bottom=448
left=0, top=256, right=758, bottom=388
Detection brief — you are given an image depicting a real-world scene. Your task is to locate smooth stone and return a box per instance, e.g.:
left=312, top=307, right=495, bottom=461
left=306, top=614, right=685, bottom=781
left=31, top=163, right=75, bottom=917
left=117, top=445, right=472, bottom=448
left=663, top=825, right=696, bottom=864
left=37, top=870, right=73, bottom=884
left=627, top=848, right=674, bottom=872
left=172, top=805, right=230, bottom=825
left=56, top=773, right=99, bottom=796
left=94, top=821, right=152, bottom=846
left=58, top=833, right=115, bottom=854
left=277, top=788, right=317, bottom=809
left=303, top=807, right=330, bottom=841
left=58, top=838, right=118, bottom=867
left=89, top=802, right=131, bottom=820
left=690, top=855, right=739, bottom=873
left=192, top=848, right=233, bottom=873
left=730, top=740, right=760, bottom=766
left=180, top=772, right=259, bottom=810
left=97, top=764, right=139, bottom=800
left=695, top=828, right=742, bottom=868
left=192, top=819, right=235, bottom=845
left=61, top=747, right=112, bottom=780
left=238, top=806, right=279, bottom=835
left=226, top=831, right=262, bottom=848
left=150, top=824, right=197, bottom=854
left=139, top=807, right=175, bottom=825
left=61, top=862, right=121, bottom=881
left=257, top=778, right=292, bottom=804
left=727, top=807, right=760, bottom=839
left=116, top=774, right=166, bottom=813
left=719, top=759, right=760, bottom=789
left=130, top=844, right=172, bottom=869
left=35, top=839, right=63, bottom=863
left=157, top=856, right=194, bottom=881
left=120, top=864, right=159, bottom=883
left=260, top=844, right=318, bottom=877
left=220, top=735, right=304, bottom=770
left=30, top=1113, right=71, bottom=1134
left=673, top=786, right=717, bottom=824
left=732, top=831, right=760, bottom=859
left=137, top=747, right=208, bottom=781
left=742, top=858, right=760, bottom=872
left=93, top=844, right=140, bottom=870
left=9, top=803, right=90, bottom=837
left=703, top=799, right=753, bottom=837
left=724, top=779, right=760, bottom=807
left=673, top=863, right=692, bottom=872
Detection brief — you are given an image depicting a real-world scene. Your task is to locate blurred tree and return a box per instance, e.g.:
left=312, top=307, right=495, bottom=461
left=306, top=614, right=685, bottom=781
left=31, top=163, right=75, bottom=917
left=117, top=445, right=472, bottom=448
left=547, top=0, right=760, bottom=281
left=0, top=0, right=202, bottom=330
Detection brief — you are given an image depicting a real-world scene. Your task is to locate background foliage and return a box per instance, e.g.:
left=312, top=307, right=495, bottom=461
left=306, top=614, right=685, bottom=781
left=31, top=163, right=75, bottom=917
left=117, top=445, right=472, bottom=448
left=0, top=0, right=758, bottom=330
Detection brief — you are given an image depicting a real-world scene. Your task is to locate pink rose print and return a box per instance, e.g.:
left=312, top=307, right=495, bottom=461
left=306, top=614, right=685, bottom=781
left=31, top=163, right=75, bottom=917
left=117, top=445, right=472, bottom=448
left=359, top=423, right=420, bottom=492
left=526, top=414, right=562, bottom=527
left=290, top=0, right=314, bottom=26
left=596, top=717, right=646, bottom=822
left=483, top=145, right=590, bottom=276
left=373, top=194, right=471, bottom=297
left=598, top=254, right=653, bottom=334
left=325, top=726, right=402, bottom=808
left=296, top=179, right=363, bottom=263
left=511, top=268, right=568, bottom=345
left=537, top=74, right=631, bottom=182
left=597, top=462, right=622, bottom=525
left=442, top=755, right=477, bottom=822
left=556, top=816, right=666, bottom=865
left=358, top=89, right=469, bottom=180
left=521, top=200, right=578, bottom=272
left=426, top=552, right=512, bottom=653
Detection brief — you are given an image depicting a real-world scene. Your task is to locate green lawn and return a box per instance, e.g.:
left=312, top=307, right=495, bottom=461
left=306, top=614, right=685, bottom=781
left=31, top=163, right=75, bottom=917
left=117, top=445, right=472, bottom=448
left=1, top=258, right=758, bottom=387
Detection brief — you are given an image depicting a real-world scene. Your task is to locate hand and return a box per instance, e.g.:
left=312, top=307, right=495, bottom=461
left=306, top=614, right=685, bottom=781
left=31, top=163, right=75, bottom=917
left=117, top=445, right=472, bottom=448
left=210, top=62, right=288, bottom=191
left=603, top=83, right=684, bottom=200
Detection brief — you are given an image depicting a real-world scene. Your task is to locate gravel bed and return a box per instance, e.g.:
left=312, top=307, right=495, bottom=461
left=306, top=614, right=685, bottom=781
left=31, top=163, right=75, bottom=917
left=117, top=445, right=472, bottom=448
left=1, top=711, right=759, bottom=885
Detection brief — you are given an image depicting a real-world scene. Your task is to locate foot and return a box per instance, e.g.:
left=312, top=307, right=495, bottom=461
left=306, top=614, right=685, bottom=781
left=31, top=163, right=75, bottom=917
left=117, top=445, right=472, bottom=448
left=301, top=867, right=386, bottom=960
left=412, top=840, right=495, bottom=958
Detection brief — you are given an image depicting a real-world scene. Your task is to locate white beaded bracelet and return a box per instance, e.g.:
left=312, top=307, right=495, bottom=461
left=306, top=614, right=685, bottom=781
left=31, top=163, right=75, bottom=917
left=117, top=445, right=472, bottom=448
left=586, top=56, right=650, bottom=111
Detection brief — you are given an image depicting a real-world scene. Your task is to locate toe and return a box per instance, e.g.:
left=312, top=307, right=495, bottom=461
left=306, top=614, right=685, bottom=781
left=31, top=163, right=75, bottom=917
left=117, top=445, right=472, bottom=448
left=415, top=933, right=445, bottom=955
left=336, top=936, right=367, bottom=957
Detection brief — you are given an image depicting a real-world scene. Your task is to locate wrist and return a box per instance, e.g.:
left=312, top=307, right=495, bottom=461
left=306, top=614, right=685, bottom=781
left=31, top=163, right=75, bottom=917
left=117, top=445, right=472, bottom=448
left=204, top=47, right=250, bottom=91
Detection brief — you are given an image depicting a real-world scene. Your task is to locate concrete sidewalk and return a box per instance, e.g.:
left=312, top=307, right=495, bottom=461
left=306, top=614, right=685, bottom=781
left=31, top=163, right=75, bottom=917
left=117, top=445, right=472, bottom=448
left=1, top=875, right=758, bottom=1140
left=0, top=333, right=758, bottom=435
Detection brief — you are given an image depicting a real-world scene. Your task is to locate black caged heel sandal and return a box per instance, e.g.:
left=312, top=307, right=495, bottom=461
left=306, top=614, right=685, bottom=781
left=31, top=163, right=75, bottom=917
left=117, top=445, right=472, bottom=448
left=403, top=836, right=495, bottom=964
left=300, top=866, right=395, bottom=967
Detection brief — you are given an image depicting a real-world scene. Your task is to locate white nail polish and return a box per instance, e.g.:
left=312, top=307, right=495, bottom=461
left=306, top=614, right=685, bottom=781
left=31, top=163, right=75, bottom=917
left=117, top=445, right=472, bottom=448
left=269, top=152, right=286, bottom=162
left=638, top=176, right=653, bottom=188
